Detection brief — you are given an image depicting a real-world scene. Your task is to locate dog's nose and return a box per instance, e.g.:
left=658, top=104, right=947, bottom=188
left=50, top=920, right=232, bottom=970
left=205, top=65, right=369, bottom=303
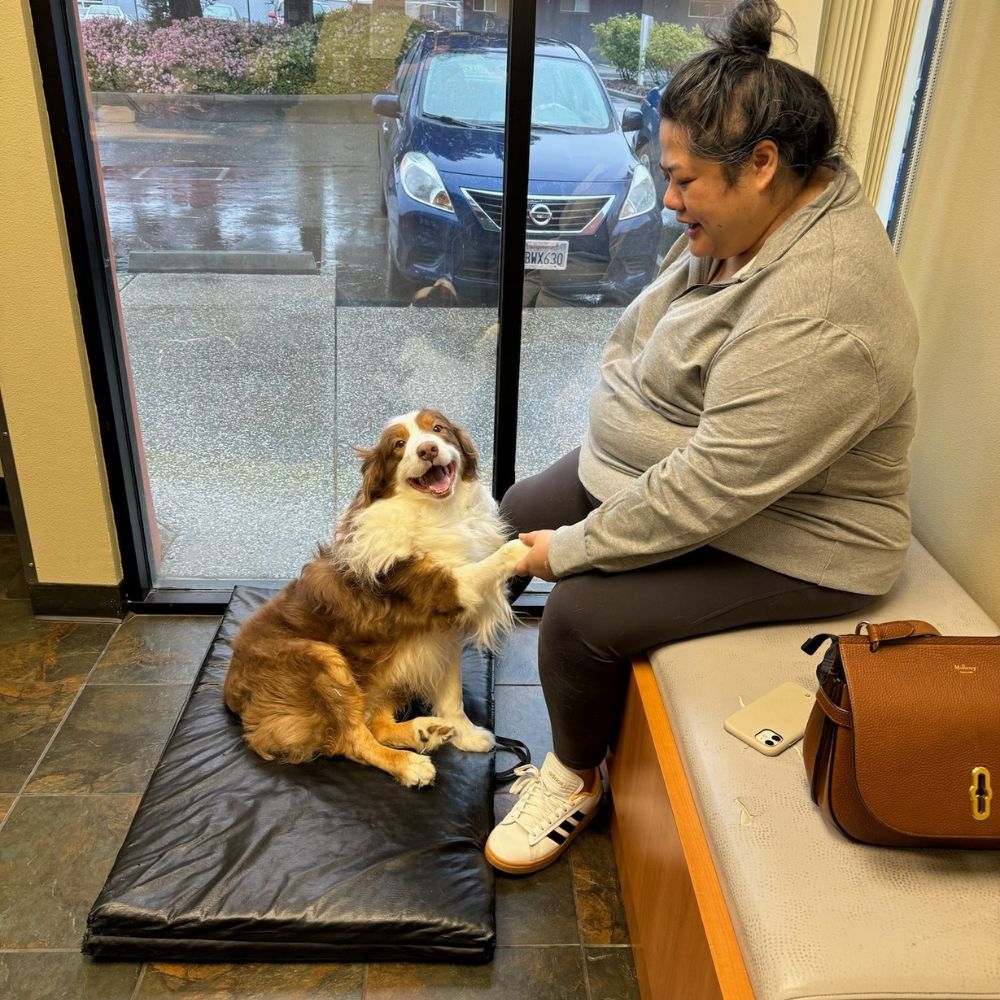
left=417, top=442, right=439, bottom=462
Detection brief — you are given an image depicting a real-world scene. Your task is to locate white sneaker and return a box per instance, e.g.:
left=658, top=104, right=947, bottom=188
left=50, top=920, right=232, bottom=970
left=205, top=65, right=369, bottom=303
left=485, top=752, right=603, bottom=874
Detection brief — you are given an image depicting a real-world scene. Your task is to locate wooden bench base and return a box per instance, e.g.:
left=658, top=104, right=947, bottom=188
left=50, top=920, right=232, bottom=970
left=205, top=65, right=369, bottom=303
left=607, top=658, right=755, bottom=1000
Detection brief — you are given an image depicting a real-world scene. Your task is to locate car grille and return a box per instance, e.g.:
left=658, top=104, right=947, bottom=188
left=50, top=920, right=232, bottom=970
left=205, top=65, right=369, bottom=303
left=461, top=189, right=615, bottom=236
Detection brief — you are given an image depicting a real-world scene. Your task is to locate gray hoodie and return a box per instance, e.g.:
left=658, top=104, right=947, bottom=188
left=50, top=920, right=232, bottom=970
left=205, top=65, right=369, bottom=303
left=548, top=165, right=918, bottom=596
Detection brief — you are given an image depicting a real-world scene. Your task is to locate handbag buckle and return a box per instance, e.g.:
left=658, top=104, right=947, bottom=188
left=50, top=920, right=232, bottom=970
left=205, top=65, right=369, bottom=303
left=971, top=767, right=993, bottom=821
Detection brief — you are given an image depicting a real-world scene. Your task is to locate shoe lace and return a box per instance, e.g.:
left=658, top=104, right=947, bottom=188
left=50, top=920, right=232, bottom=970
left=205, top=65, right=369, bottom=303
left=506, top=763, right=573, bottom=834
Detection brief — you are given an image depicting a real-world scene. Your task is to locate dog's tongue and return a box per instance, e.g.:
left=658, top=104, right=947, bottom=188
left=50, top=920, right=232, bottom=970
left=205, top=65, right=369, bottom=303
left=425, top=465, right=449, bottom=494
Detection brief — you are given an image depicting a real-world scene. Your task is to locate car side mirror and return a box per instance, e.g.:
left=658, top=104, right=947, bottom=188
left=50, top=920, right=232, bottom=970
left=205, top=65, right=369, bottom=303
left=372, top=94, right=402, bottom=119
left=621, top=108, right=643, bottom=133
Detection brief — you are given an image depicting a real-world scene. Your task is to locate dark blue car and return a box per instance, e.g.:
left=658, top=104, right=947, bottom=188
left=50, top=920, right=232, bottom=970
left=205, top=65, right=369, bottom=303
left=372, top=32, right=661, bottom=304
left=628, top=84, right=686, bottom=252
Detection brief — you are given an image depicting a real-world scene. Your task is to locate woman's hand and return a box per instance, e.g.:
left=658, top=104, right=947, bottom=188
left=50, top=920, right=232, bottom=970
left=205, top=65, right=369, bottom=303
left=515, top=530, right=557, bottom=582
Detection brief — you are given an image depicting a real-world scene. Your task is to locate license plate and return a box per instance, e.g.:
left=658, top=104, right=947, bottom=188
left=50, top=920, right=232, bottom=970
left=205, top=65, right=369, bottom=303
left=525, top=240, right=569, bottom=271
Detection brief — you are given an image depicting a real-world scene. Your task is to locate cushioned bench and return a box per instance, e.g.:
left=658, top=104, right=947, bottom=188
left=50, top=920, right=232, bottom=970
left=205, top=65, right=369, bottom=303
left=607, top=539, right=1000, bottom=1000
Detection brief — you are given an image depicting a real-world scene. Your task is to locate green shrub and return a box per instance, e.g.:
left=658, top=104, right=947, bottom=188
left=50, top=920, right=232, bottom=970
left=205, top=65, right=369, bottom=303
left=644, top=22, right=709, bottom=83
left=591, top=13, right=641, bottom=83
left=247, top=23, right=320, bottom=94
left=311, top=6, right=433, bottom=95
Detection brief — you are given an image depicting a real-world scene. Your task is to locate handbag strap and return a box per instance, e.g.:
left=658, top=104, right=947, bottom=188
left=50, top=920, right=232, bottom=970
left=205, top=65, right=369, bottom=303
left=855, top=619, right=940, bottom=651
left=815, top=684, right=852, bottom=728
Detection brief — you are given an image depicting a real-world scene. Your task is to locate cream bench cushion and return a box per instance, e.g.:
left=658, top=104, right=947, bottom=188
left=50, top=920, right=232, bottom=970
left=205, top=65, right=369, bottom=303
left=648, top=538, right=1000, bottom=1000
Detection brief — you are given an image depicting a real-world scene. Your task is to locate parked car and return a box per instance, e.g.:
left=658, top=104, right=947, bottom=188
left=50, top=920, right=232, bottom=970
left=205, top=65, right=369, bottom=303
left=372, top=32, right=661, bottom=304
left=203, top=3, right=243, bottom=20
left=79, top=3, right=131, bottom=19
left=629, top=84, right=687, bottom=253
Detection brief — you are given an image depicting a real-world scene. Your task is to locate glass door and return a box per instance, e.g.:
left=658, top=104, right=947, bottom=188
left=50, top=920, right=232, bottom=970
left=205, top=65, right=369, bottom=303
left=59, top=0, right=514, bottom=590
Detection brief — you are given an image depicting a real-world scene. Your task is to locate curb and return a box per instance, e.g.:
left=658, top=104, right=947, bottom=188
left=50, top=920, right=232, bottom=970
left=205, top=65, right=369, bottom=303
left=93, top=91, right=377, bottom=124
left=605, top=87, right=647, bottom=105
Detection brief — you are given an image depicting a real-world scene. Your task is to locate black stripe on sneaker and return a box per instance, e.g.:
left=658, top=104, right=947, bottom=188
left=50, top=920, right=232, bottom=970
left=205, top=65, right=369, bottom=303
left=571, top=810, right=586, bottom=822
left=547, top=829, right=567, bottom=845
left=558, top=820, right=577, bottom=834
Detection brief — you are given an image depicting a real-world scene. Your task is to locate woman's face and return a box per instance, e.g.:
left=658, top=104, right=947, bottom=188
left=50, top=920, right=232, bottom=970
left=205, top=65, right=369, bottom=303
left=658, top=119, right=778, bottom=265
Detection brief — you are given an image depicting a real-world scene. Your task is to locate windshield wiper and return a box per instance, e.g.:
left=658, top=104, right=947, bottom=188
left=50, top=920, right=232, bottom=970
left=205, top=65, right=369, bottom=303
left=530, top=123, right=576, bottom=133
left=423, top=112, right=503, bottom=131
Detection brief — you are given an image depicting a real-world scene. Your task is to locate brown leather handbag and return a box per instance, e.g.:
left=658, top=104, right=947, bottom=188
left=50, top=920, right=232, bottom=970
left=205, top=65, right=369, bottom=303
left=801, top=619, right=1000, bottom=848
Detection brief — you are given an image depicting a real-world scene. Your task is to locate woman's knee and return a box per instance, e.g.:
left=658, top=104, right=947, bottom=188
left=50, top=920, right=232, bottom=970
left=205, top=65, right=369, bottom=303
left=539, top=576, right=621, bottom=662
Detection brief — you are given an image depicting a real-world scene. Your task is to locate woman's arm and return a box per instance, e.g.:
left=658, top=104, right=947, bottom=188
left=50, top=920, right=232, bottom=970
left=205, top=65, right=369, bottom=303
left=547, top=317, right=884, bottom=577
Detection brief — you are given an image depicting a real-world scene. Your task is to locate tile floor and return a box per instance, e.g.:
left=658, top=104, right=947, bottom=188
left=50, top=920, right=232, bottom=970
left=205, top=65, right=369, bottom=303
left=0, top=511, right=638, bottom=1000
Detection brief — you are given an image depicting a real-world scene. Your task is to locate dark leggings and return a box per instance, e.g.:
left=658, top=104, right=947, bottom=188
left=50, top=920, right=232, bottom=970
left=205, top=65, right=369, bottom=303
left=500, top=449, right=875, bottom=769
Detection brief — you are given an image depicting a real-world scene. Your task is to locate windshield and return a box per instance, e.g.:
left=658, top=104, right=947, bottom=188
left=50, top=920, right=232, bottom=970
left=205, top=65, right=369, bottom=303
left=420, top=51, right=612, bottom=131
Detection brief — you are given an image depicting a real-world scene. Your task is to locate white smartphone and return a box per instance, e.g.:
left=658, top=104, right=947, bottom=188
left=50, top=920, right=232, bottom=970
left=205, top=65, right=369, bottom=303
left=723, top=682, right=816, bottom=756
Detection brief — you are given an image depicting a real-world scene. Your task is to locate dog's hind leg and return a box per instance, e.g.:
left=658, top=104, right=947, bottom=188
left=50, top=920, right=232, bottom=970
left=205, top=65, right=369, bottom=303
left=334, top=725, right=438, bottom=787
left=368, top=707, right=455, bottom=754
left=297, top=643, right=438, bottom=787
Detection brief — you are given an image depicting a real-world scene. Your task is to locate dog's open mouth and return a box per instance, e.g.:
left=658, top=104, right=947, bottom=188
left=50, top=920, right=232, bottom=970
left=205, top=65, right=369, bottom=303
left=408, top=462, right=457, bottom=498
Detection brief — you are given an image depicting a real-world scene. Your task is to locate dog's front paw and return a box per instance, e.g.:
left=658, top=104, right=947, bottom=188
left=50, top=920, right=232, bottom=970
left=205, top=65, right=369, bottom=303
left=450, top=724, right=496, bottom=753
left=411, top=717, right=455, bottom=754
left=499, top=539, right=531, bottom=573
left=396, top=752, right=437, bottom=788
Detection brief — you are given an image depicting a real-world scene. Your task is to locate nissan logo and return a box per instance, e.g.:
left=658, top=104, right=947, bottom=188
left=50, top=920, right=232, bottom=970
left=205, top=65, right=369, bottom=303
left=528, top=203, right=553, bottom=227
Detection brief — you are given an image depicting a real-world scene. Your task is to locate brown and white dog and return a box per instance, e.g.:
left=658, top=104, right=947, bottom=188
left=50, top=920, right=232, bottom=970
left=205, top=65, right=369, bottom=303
left=223, top=408, right=528, bottom=787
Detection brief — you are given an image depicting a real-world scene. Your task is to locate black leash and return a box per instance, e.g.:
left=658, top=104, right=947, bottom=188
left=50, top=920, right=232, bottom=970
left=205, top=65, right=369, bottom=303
left=494, top=735, right=531, bottom=784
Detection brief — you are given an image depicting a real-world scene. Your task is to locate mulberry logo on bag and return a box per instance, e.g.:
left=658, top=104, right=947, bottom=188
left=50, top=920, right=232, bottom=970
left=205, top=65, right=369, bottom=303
left=954, top=663, right=977, bottom=674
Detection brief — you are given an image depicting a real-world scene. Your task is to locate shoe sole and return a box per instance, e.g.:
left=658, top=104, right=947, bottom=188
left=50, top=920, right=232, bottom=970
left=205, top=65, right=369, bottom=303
left=485, top=798, right=601, bottom=875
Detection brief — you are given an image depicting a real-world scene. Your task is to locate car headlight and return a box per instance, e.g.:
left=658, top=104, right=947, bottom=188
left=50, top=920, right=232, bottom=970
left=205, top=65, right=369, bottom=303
left=620, top=162, right=657, bottom=221
left=399, top=152, right=454, bottom=214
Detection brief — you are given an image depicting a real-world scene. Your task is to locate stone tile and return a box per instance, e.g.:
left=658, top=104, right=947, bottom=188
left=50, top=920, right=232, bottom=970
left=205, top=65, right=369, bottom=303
left=365, top=945, right=588, bottom=999
left=89, top=615, right=221, bottom=685
left=26, top=684, right=191, bottom=794
left=0, top=794, right=14, bottom=822
left=0, top=794, right=139, bottom=948
left=0, top=601, right=117, bottom=685
left=137, top=962, right=365, bottom=997
left=494, top=684, right=553, bottom=768
left=494, top=622, right=540, bottom=685
left=570, top=810, right=631, bottom=946
left=0, top=674, right=82, bottom=794
left=496, top=853, right=579, bottom=946
left=0, top=953, right=141, bottom=1000
left=584, top=947, right=641, bottom=1000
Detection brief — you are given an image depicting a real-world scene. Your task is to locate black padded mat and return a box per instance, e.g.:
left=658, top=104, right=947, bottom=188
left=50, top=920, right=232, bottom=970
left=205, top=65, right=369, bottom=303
left=83, top=587, right=497, bottom=962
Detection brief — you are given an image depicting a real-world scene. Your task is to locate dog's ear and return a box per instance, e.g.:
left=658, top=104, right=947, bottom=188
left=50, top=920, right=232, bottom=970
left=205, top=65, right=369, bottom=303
left=451, top=421, right=479, bottom=482
left=355, top=443, right=394, bottom=505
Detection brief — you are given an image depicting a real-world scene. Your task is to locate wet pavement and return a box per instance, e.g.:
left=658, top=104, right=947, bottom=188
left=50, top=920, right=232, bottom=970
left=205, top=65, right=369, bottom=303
left=98, top=110, right=401, bottom=305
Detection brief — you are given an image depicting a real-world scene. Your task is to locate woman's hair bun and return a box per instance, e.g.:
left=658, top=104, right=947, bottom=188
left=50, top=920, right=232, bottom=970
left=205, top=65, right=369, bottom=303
left=710, top=0, right=782, bottom=57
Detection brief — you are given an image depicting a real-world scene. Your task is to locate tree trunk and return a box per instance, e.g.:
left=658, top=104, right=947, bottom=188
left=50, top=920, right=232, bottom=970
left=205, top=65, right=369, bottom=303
left=169, top=0, right=203, bottom=18
left=284, top=0, right=313, bottom=26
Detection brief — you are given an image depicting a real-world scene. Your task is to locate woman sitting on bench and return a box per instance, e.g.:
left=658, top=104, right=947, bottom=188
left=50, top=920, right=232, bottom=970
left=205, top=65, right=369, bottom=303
left=485, top=0, right=919, bottom=876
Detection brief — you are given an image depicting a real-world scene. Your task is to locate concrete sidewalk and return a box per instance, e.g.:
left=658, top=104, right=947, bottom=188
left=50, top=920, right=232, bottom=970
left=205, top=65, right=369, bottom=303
left=120, top=271, right=618, bottom=582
